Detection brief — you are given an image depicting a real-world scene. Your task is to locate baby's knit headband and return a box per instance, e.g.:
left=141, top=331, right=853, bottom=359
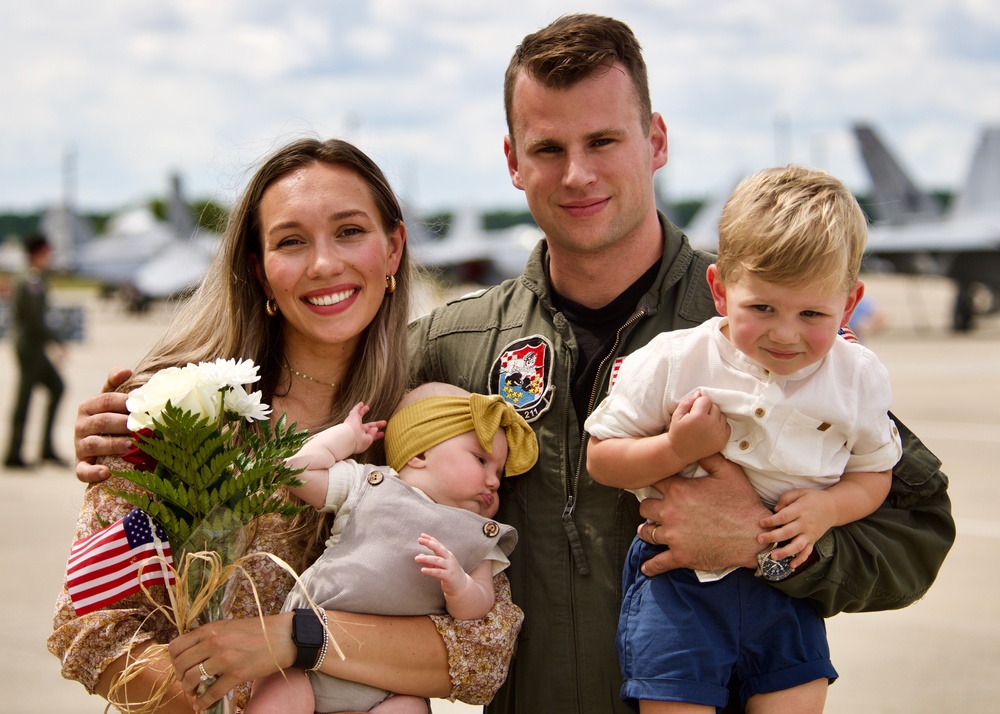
left=385, top=394, right=538, bottom=476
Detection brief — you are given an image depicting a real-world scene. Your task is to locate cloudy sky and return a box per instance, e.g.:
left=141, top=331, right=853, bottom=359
left=2, top=0, right=999, bottom=216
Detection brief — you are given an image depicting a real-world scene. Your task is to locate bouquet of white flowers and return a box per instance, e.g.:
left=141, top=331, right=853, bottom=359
left=112, top=358, right=306, bottom=554
left=103, top=358, right=312, bottom=713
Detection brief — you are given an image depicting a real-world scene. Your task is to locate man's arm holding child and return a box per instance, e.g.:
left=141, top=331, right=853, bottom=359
left=640, top=417, right=954, bottom=616
left=759, top=470, right=892, bottom=568
left=416, top=534, right=495, bottom=621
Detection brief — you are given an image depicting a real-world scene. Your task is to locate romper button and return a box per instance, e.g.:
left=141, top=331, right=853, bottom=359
left=483, top=521, right=501, bottom=538
left=755, top=408, right=765, bottom=418
left=739, top=440, right=750, bottom=450
left=367, top=472, right=384, bottom=485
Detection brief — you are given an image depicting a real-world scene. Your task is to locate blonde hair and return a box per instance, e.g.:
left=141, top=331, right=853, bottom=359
left=121, top=137, right=413, bottom=568
left=716, top=165, right=868, bottom=292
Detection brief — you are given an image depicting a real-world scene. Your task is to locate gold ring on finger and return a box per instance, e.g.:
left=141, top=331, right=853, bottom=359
left=199, top=662, right=215, bottom=684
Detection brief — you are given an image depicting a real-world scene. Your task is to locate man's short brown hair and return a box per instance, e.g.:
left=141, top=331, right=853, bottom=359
left=503, top=14, right=651, bottom=142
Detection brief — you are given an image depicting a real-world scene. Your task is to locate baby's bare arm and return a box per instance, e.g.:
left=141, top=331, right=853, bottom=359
left=415, top=534, right=495, bottom=620
left=285, top=402, right=385, bottom=510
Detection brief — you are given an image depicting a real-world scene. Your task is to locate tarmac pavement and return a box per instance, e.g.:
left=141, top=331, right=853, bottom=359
left=1, top=273, right=997, bottom=713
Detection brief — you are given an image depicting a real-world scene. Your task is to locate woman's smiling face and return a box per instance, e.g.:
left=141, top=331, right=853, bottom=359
left=257, top=161, right=404, bottom=354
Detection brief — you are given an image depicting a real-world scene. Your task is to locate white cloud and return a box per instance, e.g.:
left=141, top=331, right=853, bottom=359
left=1, top=0, right=998, bottom=213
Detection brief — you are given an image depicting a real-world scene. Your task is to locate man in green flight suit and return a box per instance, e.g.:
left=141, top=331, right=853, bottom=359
left=408, top=13, right=954, bottom=713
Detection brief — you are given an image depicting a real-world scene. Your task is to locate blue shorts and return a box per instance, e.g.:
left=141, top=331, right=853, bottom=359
left=617, top=538, right=837, bottom=709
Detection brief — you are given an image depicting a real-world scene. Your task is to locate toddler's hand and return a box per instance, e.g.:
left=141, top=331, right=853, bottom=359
left=668, top=391, right=730, bottom=464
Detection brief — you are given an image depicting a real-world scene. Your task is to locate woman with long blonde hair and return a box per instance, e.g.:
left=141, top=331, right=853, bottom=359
left=52, top=137, right=521, bottom=712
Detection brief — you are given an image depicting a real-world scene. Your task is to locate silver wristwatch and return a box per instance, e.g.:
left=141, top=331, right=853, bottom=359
left=755, top=543, right=794, bottom=582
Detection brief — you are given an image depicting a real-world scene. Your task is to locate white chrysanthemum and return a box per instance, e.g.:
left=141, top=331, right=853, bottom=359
left=225, top=386, right=271, bottom=422
left=197, top=358, right=262, bottom=390
left=126, top=359, right=270, bottom=431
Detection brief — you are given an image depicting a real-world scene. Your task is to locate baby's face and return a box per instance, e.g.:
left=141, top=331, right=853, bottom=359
left=719, top=274, right=855, bottom=376
left=408, top=429, right=507, bottom=518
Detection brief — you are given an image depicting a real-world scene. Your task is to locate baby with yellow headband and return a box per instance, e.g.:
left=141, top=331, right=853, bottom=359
left=247, top=382, right=538, bottom=714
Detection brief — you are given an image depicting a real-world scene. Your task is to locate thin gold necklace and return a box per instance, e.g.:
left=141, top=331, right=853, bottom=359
left=284, top=363, right=337, bottom=389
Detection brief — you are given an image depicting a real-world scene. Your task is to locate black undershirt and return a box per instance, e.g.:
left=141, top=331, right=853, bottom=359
left=550, top=258, right=662, bottom=429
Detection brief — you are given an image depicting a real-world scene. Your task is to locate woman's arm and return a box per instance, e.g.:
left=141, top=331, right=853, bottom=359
left=429, top=572, right=522, bottom=704
left=94, top=640, right=194, bottom=714
left=169, top=574, right=522, bottom=711
left=170, top=610, right=450, bottom=711
left=48, top=470, right=182, bottom=702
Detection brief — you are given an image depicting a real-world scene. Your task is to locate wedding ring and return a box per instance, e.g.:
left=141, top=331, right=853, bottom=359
left=649, top=524, right=659, bottom=545
left=199, top=662, right=215, bottom=684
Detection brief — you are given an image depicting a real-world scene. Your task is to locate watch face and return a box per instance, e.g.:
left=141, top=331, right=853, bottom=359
left=759, top=553, right=793, bottom=581
left=293, top=609, right=325, bottom=647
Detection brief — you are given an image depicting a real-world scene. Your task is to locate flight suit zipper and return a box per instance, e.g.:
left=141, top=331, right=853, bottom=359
left=562, top=306, right=648, bottom=576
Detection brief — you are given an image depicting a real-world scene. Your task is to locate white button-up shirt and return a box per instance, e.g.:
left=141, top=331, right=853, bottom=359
left=586, top=316, right=902, bottom=507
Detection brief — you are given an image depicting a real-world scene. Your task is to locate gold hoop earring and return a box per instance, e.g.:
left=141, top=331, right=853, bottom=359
left=265, top=298, right=278, bottom=317
left=385, top=274, right=397, bottom=294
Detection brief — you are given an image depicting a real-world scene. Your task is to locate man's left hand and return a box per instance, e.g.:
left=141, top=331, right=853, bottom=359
left=637, top=453, right=770, bottom=576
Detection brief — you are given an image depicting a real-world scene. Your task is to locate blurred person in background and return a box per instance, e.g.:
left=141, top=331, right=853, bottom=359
left=4, top=232, right=66, bottom=469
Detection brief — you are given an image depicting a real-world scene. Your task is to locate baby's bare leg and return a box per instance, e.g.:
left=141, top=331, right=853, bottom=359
left=244, top=669, right=315, bottom=714
left=370, top=694, right=432, bottom=713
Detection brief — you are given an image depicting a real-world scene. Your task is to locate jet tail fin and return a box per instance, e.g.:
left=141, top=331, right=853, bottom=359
left=852, top=123, right=941, bottom=224
left=954, top=126, right=1000, bottom=217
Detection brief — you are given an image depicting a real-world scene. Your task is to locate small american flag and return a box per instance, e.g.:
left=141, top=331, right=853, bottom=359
left=838, top=326, right=859, bottom=344
left=66, top=507, right=175, bottom=616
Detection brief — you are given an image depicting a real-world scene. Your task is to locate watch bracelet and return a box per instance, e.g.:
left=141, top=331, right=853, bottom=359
left=311, top=608, right=330, bottom=671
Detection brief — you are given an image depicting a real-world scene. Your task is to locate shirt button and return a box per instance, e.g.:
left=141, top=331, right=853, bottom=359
left=739, top=440, right=750, bottom=450
left=483, top=522, right=501, bottom=538
left=367, top=472, right=384, bottom=485
left=755, top=408, right=765, bottom=418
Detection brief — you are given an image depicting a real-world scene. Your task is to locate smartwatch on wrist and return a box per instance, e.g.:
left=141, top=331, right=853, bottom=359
left=291, top=608, right=325, bottom=669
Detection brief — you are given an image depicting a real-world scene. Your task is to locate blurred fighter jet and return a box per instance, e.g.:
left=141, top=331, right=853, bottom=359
left=854, top=123, right=1000, bottom=331
left=73, top=174, right=220, bottom=304
left=410, top=204, right=542, bottom=285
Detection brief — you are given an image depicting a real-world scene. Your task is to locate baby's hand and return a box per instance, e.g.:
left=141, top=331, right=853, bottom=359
left=344, top=402, right=386, bottom=454
left=415, top=533, right=468, bottom=597
left=668, top=391, right=730, bottom=464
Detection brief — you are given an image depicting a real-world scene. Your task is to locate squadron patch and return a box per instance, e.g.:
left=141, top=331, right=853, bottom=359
left=489, top=335, right=554, bottom=423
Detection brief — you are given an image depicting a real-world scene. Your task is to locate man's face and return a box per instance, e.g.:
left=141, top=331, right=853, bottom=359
left=503, top=63, right=667, bottom=258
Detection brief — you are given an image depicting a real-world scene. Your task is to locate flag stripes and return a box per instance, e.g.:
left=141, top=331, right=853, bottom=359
left=66, top=508, right=174, bottom=616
